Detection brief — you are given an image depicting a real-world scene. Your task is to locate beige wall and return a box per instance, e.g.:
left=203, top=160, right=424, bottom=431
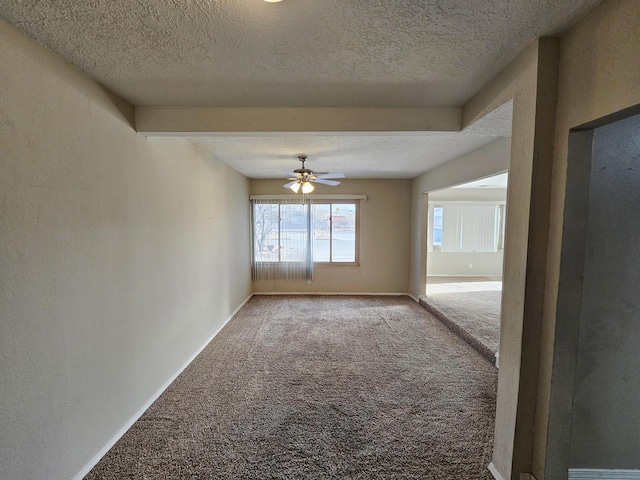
left=427, top=253, right=504, bottom=278
left=251, top=179, right=411, bottom=294
left=0, top=18, right=251, bottom=480
left=540, top=1, right=640, bottom=478
left=431, top=38, right=559, bottom=480
left=428, top=187, right=507, bottom=202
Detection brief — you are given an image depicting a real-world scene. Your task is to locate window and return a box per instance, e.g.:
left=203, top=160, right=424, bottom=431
left=433, top=207, right=443, bottom=246
left=431, top=203, right=503, bottom=253
left=312, top=202, right=357, bottom=263
left=251, top=197, right=360, bottom=281
left=253, top=202, right=309, bottom=263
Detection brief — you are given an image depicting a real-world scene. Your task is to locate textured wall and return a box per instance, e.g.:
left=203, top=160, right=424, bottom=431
left=541, top=1, right=640, bottom=478
left=463, top=37, right=561, bottom=480
left=250, top=179, right=411, bottom=294
left=568, top=113, right=640, bottom=469
left=0, top=18, right=251, bottom=480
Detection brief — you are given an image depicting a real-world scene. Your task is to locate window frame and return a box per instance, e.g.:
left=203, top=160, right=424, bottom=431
left=311, top=200, right=360, bottom=266
left=251, top=198, right=360, bottom=267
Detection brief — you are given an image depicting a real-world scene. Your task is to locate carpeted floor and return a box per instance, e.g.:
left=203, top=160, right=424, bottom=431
left=85, top=295, right=497, bottom=480
left=421, top=277, right=501, bottom=363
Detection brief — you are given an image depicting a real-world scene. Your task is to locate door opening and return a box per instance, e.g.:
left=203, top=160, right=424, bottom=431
left=547, top=106, right=640, bottom=479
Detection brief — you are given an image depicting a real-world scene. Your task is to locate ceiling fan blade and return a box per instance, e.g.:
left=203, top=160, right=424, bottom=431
left=316, top=173, right=345, bottom=179
left=312, top=178, right=341, bottom=186
left=283, top=180, right=299, bottom=189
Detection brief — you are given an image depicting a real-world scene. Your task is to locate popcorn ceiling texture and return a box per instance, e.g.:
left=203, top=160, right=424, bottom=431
left=190, top=133, right=496, bottom=179
left=187, top=100, right=514, bottom=179
left=0, top=0, right=600, bottom=107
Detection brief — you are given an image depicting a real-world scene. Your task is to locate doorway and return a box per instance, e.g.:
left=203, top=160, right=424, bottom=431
left=547, top=108, right=640, bottom=479
left=421, top=172, right=508, bottom=365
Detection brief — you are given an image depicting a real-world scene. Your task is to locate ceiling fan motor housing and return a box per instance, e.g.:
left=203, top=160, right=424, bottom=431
left=283, top=155, right=343, bottom=191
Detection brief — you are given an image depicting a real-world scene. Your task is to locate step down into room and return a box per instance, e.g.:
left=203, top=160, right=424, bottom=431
left=419, top=277, right=501, bottom=366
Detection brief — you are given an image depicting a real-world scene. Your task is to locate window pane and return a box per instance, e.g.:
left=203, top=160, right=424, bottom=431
left=331, top=204, right=356, bottom=262
left=433, top=207, right=443, bottom=246
left=312, top=204, right=331, bottom=262
left=253, top=201, right=357, bottom=265
left=280, top=204, right=308, bottom=262
left=253, top=203, right=279, bottom=261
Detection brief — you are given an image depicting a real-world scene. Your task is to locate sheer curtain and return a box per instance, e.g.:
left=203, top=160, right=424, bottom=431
left=251, top=197, right=313, bottom=282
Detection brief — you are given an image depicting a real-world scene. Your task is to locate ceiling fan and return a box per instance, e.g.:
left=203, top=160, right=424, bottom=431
left=283, top=156, right=345, bottom=194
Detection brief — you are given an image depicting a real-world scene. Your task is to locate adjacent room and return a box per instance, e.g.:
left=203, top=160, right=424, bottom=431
left=2, top=1, right=639, bottom=480
left=422, top=171, right=508, bottom=365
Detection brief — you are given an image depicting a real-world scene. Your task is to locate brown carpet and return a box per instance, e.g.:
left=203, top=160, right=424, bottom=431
left=85, top=295, right=497, bottom=479
left=421, top=277, right=501, bottom=363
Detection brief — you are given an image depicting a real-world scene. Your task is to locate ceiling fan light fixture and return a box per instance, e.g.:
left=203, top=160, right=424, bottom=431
left=290, top=182, right=301, bottom=193
left=301, top=181, right=314, bottom=194
left=283, top=155, right=342, bottom=194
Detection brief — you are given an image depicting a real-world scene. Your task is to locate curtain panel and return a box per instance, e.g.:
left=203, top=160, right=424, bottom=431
left=251, top=197, right=313, bottom=282
left=440, top=204, right=500, bottom=253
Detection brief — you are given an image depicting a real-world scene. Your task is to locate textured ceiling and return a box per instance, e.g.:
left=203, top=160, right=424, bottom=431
left=1, top=1, right=600, bottom=179
left=189, top=101, right=513, bottom=179
left=452, top=172, right=508, bottom=189
left=190, top=133, right=493, bottom=179
left=1, top=0, right=601, bottom=108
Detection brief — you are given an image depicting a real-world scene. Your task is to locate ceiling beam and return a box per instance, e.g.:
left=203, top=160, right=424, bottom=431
left=135, top=107, right=461, bottom=135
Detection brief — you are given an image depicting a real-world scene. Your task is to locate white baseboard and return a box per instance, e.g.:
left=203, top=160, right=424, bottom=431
left=254, top=291, right=420, bottom=303
left=569, top=470, right=640, bottom=479
left=427, top=274, right=503, bottom=278
left=253, top=291, right=412, bottom=296
left=488, top=462, right=508, bottom=480
left=72, top=294, right=253, bottom=480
